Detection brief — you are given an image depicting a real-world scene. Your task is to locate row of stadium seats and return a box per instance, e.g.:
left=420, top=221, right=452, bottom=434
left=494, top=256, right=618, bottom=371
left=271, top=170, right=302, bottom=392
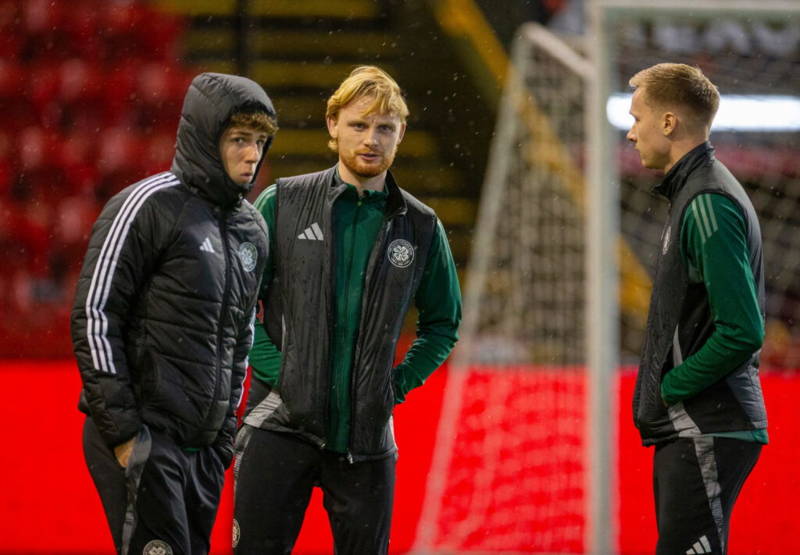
left=0, top=0, right=182, bottom=62
left=1, top=125, right=175, bottom=197
left=0, top=0, right=188, bottom=338
left=0, top=60, right=192, bottom=132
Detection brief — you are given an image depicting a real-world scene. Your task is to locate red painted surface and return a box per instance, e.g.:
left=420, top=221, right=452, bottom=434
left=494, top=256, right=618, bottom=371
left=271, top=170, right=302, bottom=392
left=616, top=367, right=800, bottom=555
left=0, top=361, right=796, bottom=553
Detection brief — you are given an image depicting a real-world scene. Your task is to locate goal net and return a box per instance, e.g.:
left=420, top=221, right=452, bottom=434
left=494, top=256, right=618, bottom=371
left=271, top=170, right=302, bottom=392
left=415, top=2, right=800, bottom=553
left=414, top=23, right=596, bottom=554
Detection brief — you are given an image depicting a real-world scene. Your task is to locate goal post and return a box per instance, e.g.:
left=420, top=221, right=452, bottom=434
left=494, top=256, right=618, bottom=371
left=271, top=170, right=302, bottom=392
left=415, top=22, right=602, bottom=554
left=415, top=2, right=800, bottom=553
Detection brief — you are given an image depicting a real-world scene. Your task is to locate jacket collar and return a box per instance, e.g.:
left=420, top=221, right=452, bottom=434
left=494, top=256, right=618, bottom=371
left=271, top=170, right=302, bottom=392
left=653, top=141, right=715, bottom=202
left=328, top=166, right=407, bottom=218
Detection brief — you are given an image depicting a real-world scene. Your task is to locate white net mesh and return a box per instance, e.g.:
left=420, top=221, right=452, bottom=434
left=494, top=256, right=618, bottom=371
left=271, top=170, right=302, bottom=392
left=415, top=24, right=591, bottom=554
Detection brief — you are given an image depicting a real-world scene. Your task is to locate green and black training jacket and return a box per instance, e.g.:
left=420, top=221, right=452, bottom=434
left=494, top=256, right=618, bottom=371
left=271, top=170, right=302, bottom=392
left=634, top=142, right=768, bottom=446
left=245, top=166, right=461, bottom=459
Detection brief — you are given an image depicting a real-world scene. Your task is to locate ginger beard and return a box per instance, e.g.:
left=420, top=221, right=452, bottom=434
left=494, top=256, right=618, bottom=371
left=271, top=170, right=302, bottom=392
left=339, top=138, right=397, bottom=178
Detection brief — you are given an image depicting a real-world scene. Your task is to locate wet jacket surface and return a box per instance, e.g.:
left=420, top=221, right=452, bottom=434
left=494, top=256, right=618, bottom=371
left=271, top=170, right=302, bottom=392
left=634, top=142, right=767, bottom=446
left=71, top=73, right=273, bottom=456
left=245, top=166, right=461, bottom=460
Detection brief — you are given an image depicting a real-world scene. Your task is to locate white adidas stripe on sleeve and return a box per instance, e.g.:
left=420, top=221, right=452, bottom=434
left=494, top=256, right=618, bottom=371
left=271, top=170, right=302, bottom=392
left=84, top=173, right=180, bottom=374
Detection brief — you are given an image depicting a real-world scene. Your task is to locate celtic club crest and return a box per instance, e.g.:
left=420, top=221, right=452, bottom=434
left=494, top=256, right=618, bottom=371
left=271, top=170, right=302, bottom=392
left=238, top=242, right=258, bottom=272
left=387, top=239, right=414, bottom=268
left=143, top=540, right=173, bottom=555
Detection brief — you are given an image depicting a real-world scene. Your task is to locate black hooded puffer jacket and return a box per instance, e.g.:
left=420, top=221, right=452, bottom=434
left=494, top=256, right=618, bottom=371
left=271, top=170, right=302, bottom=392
left=71, top=73, right=274, bottom=460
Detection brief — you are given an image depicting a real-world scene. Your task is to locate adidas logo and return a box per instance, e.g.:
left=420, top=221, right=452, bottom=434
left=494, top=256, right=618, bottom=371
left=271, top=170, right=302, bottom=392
left=686, top=535, right=712, bottom=554
left=298, top=222, right=324, bottom=241
left=199, top=237, right=215, bottom=253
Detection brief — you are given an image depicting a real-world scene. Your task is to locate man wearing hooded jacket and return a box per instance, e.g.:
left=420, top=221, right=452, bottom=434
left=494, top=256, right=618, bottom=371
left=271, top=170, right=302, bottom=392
left=71, top=73, right=277, bottom=555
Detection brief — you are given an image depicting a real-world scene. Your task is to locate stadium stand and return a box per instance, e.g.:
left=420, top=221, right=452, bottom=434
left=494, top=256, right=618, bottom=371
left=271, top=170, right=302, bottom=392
left=0, top=0, right=190, bottom=356
left=0, top=0, right=498, bottom=357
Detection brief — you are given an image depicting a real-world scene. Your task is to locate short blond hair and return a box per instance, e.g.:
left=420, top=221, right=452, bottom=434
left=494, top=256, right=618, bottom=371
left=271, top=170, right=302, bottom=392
left=629, top=63, right=720, bottom=131
left=325, top=65, right=409, bottom=150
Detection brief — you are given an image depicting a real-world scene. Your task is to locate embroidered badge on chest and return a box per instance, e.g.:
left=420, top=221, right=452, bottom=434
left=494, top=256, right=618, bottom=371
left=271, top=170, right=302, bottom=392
left=387, top=239, right=414, bottom=268
left=143, top=540, right=173, bottom=555
left=238, top=242, right=258, bottom=272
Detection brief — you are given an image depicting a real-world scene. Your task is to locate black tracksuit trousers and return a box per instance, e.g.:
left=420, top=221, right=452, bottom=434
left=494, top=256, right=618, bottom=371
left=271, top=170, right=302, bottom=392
left=82, top=418, right=226, bottom=555
left=653, top=436, right=761, bottom=555
left=233, top=427, right=395, bottom=554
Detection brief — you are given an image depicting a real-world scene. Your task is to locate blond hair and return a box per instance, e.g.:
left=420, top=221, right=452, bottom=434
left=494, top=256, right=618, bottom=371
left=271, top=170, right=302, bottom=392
left=325, top=65, right=409, bottom=150
left=629, top=63, right=720, bottom=132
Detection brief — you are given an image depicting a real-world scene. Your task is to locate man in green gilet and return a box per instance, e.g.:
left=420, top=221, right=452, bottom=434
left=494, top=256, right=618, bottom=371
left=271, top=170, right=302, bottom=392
left=629, top=63, right=768, bottom=555
left=233, top=66, right=462, bottom=554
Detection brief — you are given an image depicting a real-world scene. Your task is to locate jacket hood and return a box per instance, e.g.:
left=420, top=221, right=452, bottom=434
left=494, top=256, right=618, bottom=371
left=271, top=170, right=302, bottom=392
left=171, top=72, right=276, bottom=209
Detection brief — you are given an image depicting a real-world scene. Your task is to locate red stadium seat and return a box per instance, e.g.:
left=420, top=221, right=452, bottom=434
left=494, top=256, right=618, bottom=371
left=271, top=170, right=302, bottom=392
left=58, top=131, right=99, bottom=195
left=56, top=59, right=105, bottom=132
left=0, top=0, right=23, bottom=58
left=0, top=61, right=24, bottom=98
left=13, top=198, right=52, bottom=276
left=137, top=5, right=184, bottom=61
left=0, top=63, right=36, bottom=131
left=19, top=126, right=55, bottom=173
left=102, top=61, right=142, bottom=127
left=141, top=131, right=176, bottom=176
left=135, top=63, right=188, bottom=130
left=96, top=128, right=149, bottom=200
left=21, top=0, right=69, bottom=61
left=27, top=63, right=60, bottom=115
left=62, top=0, right=103, bottom=61
left=100, top=1, right=145, bottom=63
left=59, top=59, right=103, bottom=106
left=97, top=126, right=144, bottom=176
left=0, top=157, right=12, bottom=198
left=53, top=192, right=101, bottom=262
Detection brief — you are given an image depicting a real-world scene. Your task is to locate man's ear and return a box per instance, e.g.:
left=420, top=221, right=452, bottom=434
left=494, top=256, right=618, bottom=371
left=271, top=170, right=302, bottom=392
left=662, top=112, right=677, bottom=137
left=326, top=116, right=338, bottom=139
left=397, top=122, right=407, bottom=144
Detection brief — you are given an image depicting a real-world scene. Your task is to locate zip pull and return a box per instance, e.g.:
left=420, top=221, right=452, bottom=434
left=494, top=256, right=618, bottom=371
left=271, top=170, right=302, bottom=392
left=346, top=451, right=354, bottom=464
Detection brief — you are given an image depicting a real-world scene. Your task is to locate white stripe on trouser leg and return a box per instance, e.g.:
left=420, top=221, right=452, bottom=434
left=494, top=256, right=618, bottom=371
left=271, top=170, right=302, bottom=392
left=693, top=437, right=725, bottom=553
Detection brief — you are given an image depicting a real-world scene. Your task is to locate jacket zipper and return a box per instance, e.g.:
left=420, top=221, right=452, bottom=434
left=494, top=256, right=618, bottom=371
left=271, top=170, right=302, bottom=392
left=339, top=198, right=362, bottom=461
left=208, top=213, right=231, bottom=429
left=347, top=215, right=392, bottom=462
left=322, top=184, right=349, bottom=451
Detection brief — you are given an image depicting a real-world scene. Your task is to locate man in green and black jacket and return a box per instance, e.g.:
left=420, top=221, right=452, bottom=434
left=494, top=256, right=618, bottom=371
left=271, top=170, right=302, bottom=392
left=233, top=66, right=462, bottom=554
left=628, top=63, right=767, bottom=555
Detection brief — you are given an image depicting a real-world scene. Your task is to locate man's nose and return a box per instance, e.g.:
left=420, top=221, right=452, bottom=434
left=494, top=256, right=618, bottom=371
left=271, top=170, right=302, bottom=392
left=364, top=127, right=379, bottom=146
left=245, top=143, right=260, bottom=162
left=626, top=129, right=635, bottom=143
